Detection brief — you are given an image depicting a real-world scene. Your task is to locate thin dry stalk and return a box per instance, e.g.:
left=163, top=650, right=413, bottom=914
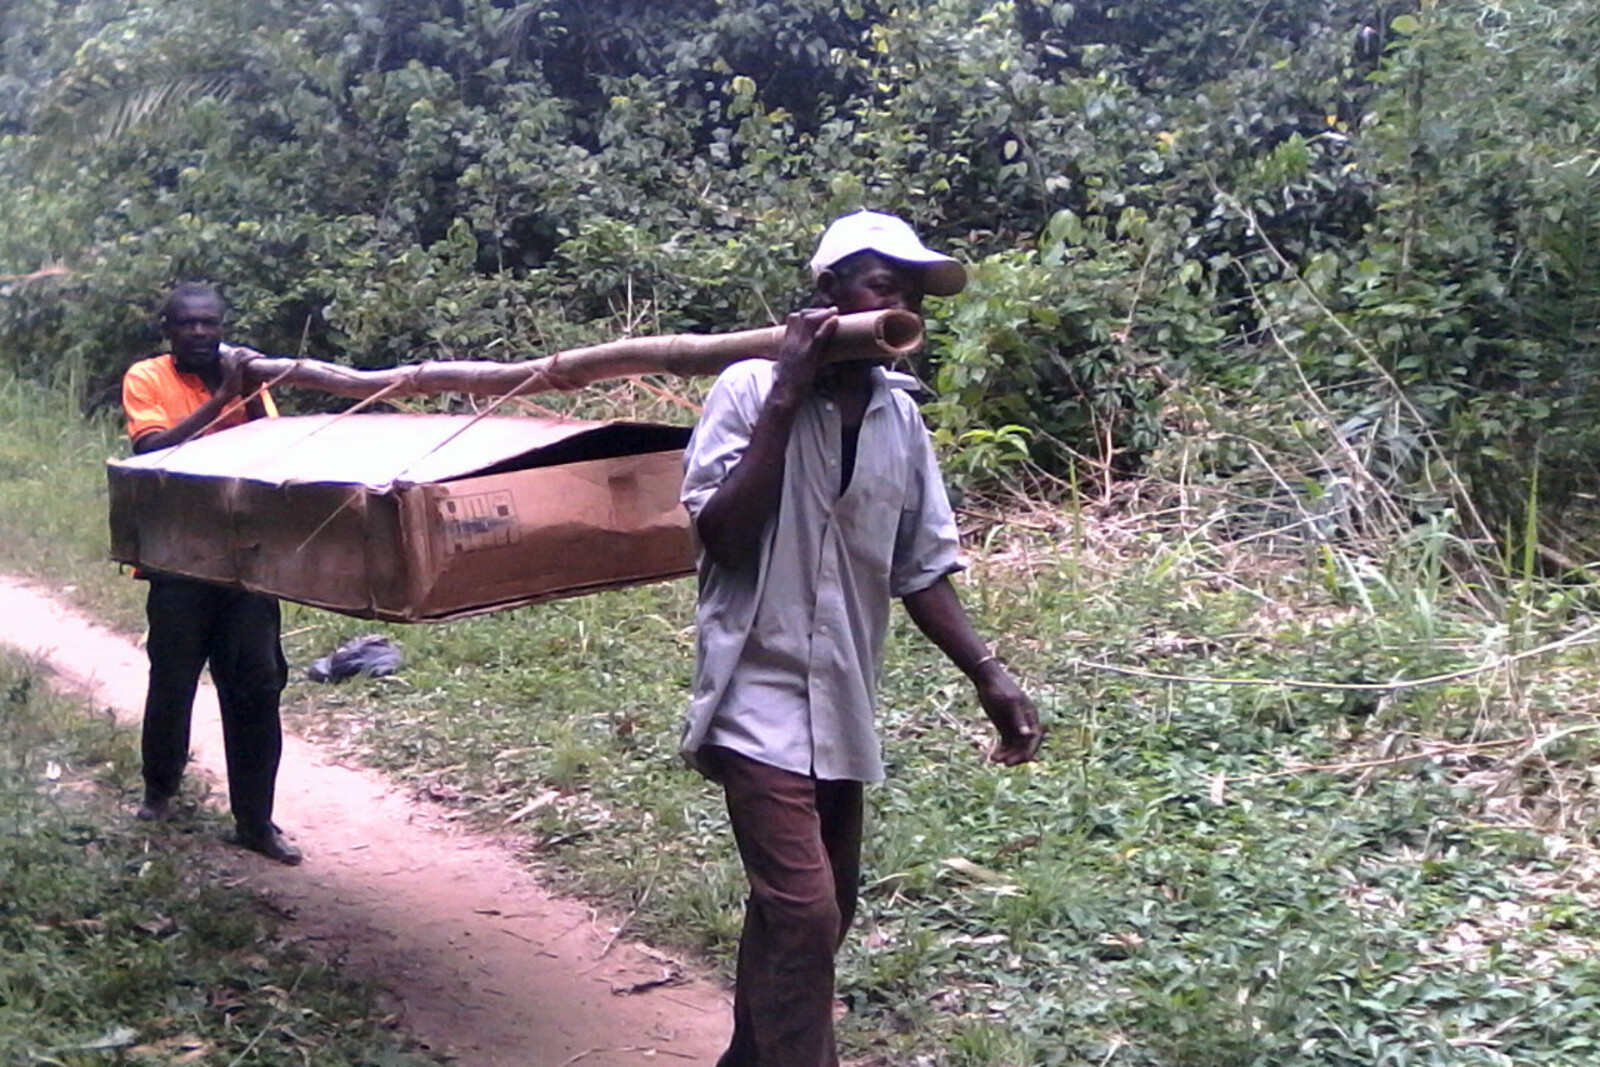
left=1209, top=177, right=1497, bottom=552
left=1074, top=619, right=1600, bottom=693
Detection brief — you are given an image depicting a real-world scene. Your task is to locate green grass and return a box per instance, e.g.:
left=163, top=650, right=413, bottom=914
left=0, top=378, right=145, bottom=629
left=5, top=376, right=1600, bottom=1065
left=0, top=650, right=441, bottom=1066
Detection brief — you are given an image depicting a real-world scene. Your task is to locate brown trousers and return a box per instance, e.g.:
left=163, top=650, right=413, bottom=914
left=705, top=746, right=865, bottom=1067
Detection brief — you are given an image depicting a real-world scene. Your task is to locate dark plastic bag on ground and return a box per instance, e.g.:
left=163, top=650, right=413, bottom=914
left=307, top=634, right=402, bottom=683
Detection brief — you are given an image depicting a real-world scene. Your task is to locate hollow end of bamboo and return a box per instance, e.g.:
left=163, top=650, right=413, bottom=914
left=871, top=307, right=924, bottom=357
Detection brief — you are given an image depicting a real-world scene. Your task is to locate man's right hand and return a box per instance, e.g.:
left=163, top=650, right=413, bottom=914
left=771, top=307, right=839, bottom=400
left=217, top=346, right=260, bottom=401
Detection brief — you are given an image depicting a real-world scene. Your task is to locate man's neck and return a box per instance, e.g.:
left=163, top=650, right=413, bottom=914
left=173, top=351, right=222, bottom=389
left=816, top=362, right=877, bottom=430
left=816, top=361, right=876, bottom=397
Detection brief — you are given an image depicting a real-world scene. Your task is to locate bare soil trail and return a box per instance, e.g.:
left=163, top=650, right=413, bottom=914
left=0, top=574, right=730, bottom=1067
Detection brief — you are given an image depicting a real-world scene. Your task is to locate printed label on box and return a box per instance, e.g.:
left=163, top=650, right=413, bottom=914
left=440, top=492, right=520, bottom=553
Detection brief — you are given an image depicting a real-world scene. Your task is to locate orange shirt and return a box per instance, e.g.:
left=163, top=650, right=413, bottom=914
left=122, top=353, right=278, bottom=444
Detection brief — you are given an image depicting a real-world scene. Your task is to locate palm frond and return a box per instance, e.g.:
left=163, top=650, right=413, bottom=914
left=34, top=73, right=235, bottom=152
left=494, top=3, right=546, bottom=60
left=96, top=73, right=234, bottom=143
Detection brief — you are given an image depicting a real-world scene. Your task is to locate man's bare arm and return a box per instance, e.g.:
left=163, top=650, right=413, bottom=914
left=902, top=575, right=1043, bottom=765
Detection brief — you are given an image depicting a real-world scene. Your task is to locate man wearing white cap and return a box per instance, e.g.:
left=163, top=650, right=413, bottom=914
left=680, top=210, right=1042, bottom=1066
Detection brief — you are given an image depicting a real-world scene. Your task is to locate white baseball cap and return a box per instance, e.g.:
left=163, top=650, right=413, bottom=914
left=808, top=210, right=968, bottom=296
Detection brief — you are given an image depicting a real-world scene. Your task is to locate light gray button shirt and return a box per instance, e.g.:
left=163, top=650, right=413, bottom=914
left=680, top=359, right=963, bottom=783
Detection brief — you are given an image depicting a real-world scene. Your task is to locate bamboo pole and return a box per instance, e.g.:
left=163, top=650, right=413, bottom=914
left=232, top=308, right=922, bottom=400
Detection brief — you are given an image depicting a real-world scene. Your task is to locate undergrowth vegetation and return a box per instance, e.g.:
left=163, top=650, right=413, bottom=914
left=0, top=377, right=142, bottom=628
left=6, top=380, right=1600, bottom=1065
left=273, top=518, right=1600, bottom=1066
left=0, top=646, right=440, bottom=1066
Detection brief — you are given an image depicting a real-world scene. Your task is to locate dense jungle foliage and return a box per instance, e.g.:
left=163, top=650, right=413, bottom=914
left=2, top=0, right=1598, bottom=555
left=6, top=6, right=1600, bottom=1067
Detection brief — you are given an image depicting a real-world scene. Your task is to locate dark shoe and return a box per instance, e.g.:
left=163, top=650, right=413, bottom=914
left=228, top=826, right=304, bottom=866
left=136, top=795, right=173, bottom=822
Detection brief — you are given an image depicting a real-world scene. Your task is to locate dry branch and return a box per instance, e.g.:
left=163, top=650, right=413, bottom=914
left=0, top=265, right=70, bottom=285
left=232, top=308, right=923, bottom=400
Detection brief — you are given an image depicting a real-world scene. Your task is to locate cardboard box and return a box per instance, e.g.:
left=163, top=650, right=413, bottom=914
left=107, top=414, right=695, bottom=622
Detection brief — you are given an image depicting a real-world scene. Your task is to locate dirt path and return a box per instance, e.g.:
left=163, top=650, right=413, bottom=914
left=0, top=575, right=729, bottom=1067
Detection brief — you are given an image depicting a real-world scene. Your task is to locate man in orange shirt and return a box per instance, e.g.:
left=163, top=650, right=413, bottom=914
left=122, top=282, right=301, bottom=865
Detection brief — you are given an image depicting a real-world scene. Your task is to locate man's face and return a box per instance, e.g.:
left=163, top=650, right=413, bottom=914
left=826, top=252, right=925, bottom=316
left=163, top=295, right=225, bottom=367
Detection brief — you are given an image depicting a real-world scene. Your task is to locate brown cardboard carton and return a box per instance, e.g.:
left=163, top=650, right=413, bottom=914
left=107, top=414, right=694, bottom=622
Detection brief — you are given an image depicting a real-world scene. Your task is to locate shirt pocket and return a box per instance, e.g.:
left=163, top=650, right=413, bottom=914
left=840, top=453, right=906, bottom=553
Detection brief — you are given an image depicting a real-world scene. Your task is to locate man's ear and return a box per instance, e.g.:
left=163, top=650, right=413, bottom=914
left=815, top=268, right=838, bottom=302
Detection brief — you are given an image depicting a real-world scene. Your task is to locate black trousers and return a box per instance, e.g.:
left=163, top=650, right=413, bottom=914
left=141, top=575, right=287, bottom=834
